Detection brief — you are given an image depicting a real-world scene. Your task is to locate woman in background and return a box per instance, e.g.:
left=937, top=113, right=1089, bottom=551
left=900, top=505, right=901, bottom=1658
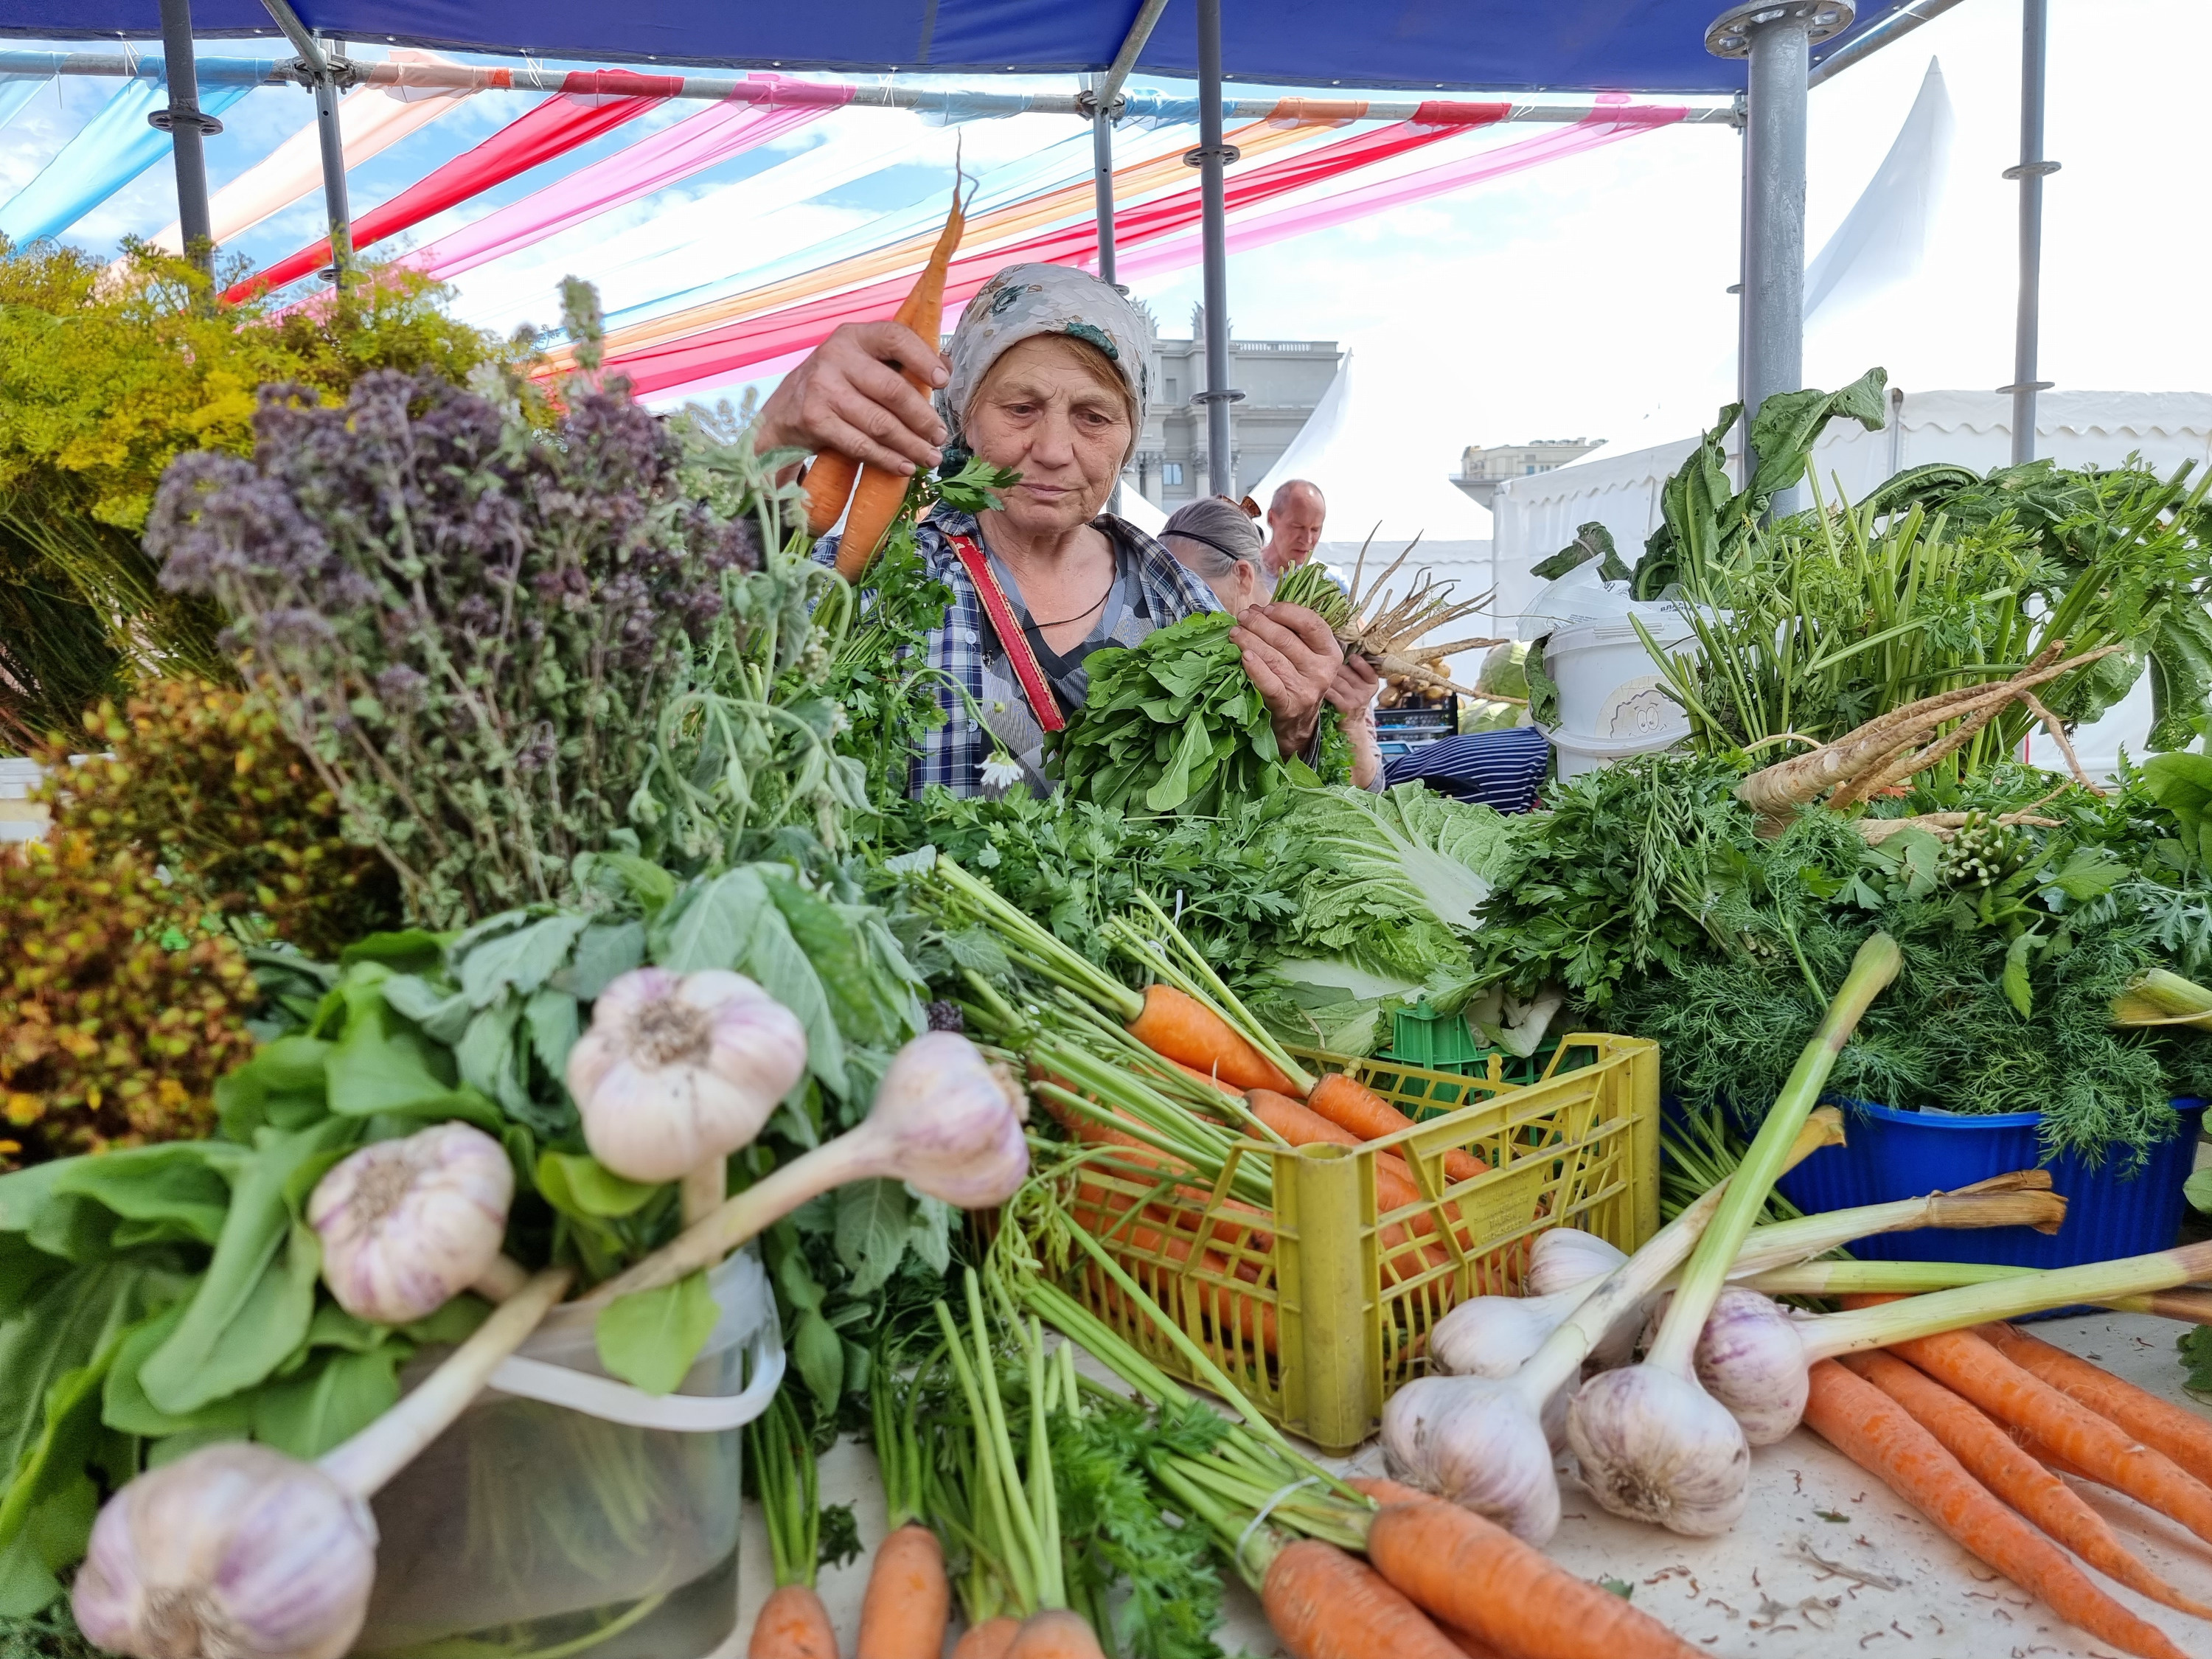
left=1163, top=496, right=1384, bottom=790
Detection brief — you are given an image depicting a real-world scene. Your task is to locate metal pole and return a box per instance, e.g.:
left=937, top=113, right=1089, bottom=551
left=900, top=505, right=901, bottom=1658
left=1807, top=0, right=1967, bottom=87
left=1708, top=1, right=1852, bottom=509
left=1091, top=90, right=1117, bottom=287
left=152, top=0, right=218, bottom=273
left=2004, top=0, right=2056, bottom=466
left=260, top=0, right=352, bottom=282
left=311, top=49, right=352, bottom=280
left=1192, top=0, right=1242, bottom=500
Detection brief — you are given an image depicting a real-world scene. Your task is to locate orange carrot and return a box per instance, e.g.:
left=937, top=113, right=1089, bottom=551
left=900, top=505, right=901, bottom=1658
left=835, top=184, right=968, bottom=580
left=1802, top=1357, right=2192, bottom=1659
left=951, top=1617, right=1021, bottom=1659
left=1247, top=1089, right=1466, bottom=1256
left=1841, top=1351, right=2212, bottom=1621
left=1441, top=1629, right=1511, bottom=1659
left=1981, top=1321, right=2212, bottom=1492
left=1004, top=1610, right=1107, bottom=1658
left=855, top=1521, right=950, bottom=1659
left=1893, top=1328, right=2212, bottom=1558
left=802, top=452, right=860, bottom=538
left=1260, top=1537, right=1465, bottom=1659
left=1357, top=1486, right=1706, bottom=1659
left=1307, top=1071, right=1487, bottom=1183
left=1127, top=984, right=1296, bottom=1093
left=747, top=1585, right=838, bottom=1659
left=1164, top=1056, right=1243, bottom=1098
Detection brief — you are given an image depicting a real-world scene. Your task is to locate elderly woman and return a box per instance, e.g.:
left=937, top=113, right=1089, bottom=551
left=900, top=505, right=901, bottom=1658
left=752, top=263, right=1344, bottom=797
left=1164, top=497, right=1385, bottom=789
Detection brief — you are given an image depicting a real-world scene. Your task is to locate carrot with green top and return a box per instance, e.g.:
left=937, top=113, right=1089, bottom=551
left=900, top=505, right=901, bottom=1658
left=1801, top=1357, right=2192, bottom=1659
left=1307, top=1071, right=1487, bottom=1183
left=746, top=1391, right=839, bottom=1659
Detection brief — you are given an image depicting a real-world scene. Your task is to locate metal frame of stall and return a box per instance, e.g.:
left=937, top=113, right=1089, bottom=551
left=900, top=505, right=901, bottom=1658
left=35, top=0, right=2055, bottom=484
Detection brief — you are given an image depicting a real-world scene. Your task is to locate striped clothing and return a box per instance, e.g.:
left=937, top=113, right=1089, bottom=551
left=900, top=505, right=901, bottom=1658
left=822, top=507, right=1220, bottom=799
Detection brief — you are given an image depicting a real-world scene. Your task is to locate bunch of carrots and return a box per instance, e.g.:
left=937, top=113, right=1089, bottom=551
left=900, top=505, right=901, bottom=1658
left=929, top=859, right=1500, bottom=1321
left=1805, top=1298, right=2212, bottom=1659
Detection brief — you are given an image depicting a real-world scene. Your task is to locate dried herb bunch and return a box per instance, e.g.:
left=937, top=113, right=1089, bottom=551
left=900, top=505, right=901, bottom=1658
left=0, top=830, right=260, bottom=1171
left=35, top=677, right=399, bottom=956
left=147, top=360, right=759, bottom=928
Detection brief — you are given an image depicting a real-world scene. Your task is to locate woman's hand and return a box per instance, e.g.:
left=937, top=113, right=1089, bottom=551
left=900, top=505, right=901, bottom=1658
left=752, top=321, right=950, bottom=474
left=1327, top=657, right=1385, bottom=790
left=1232, top=602, right=1344, bottom=758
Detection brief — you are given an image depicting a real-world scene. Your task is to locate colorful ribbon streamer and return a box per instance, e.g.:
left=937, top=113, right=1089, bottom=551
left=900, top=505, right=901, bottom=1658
left=592, top=111, right=1489, bottom=396
left=404, top=77, right=846, bottom=282
left=0, top=72, right=47, bottom=136
left=151, top=49, right=476, bottom=257
left=1113, top=102, right=1687, bottom=287
left=587, top=111, right=1352, bottom=365
left=0, top=66, right=259, bottom=248
left=229, top=68, right=688, bottom=302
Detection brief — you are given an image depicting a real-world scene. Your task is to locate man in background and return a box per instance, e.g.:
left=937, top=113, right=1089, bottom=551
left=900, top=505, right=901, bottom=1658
left=1259, top=479, right=1326, bottom=590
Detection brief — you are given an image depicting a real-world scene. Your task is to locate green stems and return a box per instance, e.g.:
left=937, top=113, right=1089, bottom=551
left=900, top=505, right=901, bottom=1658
left=1110, top=895, right=1317, bottom=1096
left=746, top=1389, right=820, bottom=1590
left=933, top=1268, right=1063, bottom=1615
left=931, top=857, right=1143, bottom=1020
left=1804, top=1239, right=2212, bottom=1359
left=1645, top=933, right=1901, bottom=1375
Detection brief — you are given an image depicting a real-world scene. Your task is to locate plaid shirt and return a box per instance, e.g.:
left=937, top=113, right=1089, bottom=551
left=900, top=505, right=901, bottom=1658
left=823, top=507, right=1220, bottom=799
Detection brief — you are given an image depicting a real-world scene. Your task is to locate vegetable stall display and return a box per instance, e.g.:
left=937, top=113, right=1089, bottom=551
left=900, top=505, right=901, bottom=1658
left=13, top=237, right=2212, bottom=1659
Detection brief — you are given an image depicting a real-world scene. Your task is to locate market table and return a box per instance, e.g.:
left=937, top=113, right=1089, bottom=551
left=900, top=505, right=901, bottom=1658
left=728, top=1311, right=2212, bottom=1658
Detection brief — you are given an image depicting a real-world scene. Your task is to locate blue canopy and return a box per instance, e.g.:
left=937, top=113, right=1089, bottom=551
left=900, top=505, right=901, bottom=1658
left=0, top=1, right=1915, bottom=95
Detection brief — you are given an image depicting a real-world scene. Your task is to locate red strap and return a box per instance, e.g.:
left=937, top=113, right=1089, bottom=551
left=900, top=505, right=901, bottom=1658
left=947, top=532, right=1066, bottom=734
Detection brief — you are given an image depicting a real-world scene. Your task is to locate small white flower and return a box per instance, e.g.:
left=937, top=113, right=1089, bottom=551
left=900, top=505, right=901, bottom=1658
left=978, top=751, right=1024, bottom=790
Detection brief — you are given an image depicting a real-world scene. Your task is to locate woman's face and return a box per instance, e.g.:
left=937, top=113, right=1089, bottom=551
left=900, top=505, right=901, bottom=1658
left=1169, top=541, right=1261, bottom=617
left=964, top=336, right=1133, bottom=539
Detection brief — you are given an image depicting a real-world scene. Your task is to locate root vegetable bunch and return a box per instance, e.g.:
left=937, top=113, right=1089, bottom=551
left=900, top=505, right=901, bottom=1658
left=1280, top=534, right=1504, bottom=698
left=1736, top=641, right=2123, bottom=835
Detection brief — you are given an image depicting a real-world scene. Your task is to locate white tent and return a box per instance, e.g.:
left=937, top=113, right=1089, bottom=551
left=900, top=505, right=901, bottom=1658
left=1247, top=352, right=1497, bottom=619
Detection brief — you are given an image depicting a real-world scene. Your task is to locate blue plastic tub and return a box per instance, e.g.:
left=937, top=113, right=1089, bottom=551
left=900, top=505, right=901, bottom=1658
left=1773, top=1098, right=2207, bottom=1270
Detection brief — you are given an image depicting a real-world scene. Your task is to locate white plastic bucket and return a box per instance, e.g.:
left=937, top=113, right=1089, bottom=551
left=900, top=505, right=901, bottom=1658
left=1543, top=607, right=1700, bottom=746
left=357, top=1247, right=784, bottom=1659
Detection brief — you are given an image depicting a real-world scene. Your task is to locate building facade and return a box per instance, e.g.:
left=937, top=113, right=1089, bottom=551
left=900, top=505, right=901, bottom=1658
left=1452, top=437, right=1604, bottom=507
left=1126, top=309, right=1343, bottom=507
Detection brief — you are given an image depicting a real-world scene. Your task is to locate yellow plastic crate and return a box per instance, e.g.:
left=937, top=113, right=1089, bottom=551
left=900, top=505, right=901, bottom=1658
left=1068, top=1033, right=1660, bottom=1452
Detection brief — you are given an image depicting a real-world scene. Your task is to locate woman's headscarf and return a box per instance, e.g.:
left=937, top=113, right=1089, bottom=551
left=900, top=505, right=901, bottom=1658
left=941, top=263, right=1152, bottom=452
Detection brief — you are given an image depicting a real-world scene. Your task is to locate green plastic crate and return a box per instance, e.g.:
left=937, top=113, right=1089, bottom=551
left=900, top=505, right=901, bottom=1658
left=1380, top=1001, right=1562, bottom=1102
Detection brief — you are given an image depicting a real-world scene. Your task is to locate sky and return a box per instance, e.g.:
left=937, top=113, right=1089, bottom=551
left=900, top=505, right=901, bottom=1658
left=1, top=0, right=2205, bottom=493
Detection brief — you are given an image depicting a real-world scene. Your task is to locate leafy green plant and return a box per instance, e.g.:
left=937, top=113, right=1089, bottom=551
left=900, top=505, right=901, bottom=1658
left=0, top=830, right=260, bottom=1171
left=35, top=678, right=399, bottom=956
left=0, top=239, right=514, bottom=738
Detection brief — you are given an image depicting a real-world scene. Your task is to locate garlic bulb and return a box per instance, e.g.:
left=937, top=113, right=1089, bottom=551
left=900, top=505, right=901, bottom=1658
left=568, top=967, right=807, bottom=1184
left=1427, top=1287, right=1582, bottom=1379
left=1565, top=1366, right=1750, bottom=1536
left=73, top=1442, right=378, bottom=1659
left=866, top=1030, right=1031, bottom=1208
left=1525, top=1228, right=1628, bottom=1298
left=585, top=1031, right=1030, bottom=1304
left=1382, top=1374, right=1565, bottom=1543
left=309, top=1121, right=513, bottom=1324
left=1692, top=1287, right=1810, bottom=1446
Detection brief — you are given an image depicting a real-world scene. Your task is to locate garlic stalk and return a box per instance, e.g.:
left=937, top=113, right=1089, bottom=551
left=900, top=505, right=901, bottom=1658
left=567, top=967, right=808, bottom=1190
left=582, top=1030, right=1028, bottom=1307
left=74, top=1267, right=571, bottom=1659
left=1566, top=933, right=1900, bottom=1537
left=1428, top=1170, right=2057, bottom=1384
left=1691, top=1239, right=2212, bottom=1445
left=307, top=1121, right=518, bottom=1324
